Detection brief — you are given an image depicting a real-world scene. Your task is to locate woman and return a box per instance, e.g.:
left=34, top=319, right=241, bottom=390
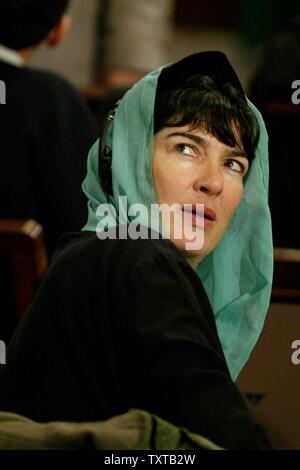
left=0, top=52, right=273, bottom=449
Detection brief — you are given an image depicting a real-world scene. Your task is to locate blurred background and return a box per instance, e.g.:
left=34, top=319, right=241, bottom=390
left=5, top=0, right=300, bottom=450
left=30, top=0, right=299, bottom=93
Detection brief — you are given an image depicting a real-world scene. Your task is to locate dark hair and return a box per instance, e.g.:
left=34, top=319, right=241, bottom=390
left=0, top=0, right=70, bottom=49
left=154, top=73, right=260, bottom=163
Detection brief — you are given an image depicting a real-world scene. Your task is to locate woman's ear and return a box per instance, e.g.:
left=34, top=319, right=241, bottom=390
left=46, top=15, right=72, bottom=48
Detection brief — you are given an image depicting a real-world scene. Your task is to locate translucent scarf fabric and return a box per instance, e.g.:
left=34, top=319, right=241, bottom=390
left=82, top=55, right=273, bottom=381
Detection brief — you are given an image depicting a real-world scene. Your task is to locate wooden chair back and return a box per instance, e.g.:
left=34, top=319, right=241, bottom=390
left=0, top=219, right=48, bottom=341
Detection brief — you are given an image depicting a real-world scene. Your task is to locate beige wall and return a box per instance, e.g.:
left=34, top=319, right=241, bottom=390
left=236, top=301, right=300, bottom=450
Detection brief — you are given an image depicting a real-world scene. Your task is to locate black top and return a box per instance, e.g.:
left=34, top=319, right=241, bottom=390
left=0, top=229, right=272, bottom=449
left=0, top=61, right=98, bottom=255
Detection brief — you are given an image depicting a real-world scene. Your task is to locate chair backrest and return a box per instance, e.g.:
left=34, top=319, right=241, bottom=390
left=0, top=219, right=48, bottom=342
left=272, top=247, right=300, bottom=301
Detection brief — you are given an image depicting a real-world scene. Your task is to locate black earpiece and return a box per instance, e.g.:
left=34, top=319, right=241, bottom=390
left=98, top=100, right=120, bottom=196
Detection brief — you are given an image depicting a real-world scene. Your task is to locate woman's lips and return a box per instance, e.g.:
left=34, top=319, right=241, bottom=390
left=181, top=204, right=216, bottom=229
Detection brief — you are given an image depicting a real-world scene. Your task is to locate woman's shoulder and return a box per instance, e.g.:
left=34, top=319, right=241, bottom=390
left=49, top=226, right=189, bottom=277
left=52, top=227, right=207, bottom=311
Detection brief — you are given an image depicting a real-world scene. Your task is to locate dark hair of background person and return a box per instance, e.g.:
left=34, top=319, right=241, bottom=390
left=249, top=17, right=300, bottom=249
left=0, top=0, right=70, bottom=50
left=154, top=73, right=260, bottom=164
left=249, top=16, right=300, bottom=107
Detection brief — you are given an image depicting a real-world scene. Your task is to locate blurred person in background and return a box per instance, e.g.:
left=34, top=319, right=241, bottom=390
left=0, top=0, right=98, bottom=257
left=249, top=17, right=300, bottom=108
left=97, top=0, right=175, bottom=89
left=249, top=17, right=300, bottom=248
left=93, top=0, right=175, bottom=128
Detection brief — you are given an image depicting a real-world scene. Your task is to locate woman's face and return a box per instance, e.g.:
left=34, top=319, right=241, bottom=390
left=152, top=123, right=249, bottom=266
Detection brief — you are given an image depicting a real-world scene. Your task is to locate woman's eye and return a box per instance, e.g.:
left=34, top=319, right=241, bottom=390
left=176, top=144, right=197, bottom=158
left=227, top=159, right=244, bottom=173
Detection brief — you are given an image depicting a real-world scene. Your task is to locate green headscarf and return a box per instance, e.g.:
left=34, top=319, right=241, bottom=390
left=82, top=53, right=273, bottom=381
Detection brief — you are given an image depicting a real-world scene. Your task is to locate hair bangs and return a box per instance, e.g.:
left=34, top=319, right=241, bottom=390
left=154, top=75, right=260, bottom=162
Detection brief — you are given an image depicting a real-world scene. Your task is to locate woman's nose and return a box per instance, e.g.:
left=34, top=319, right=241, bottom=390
left=194, top=160, right=223, bottom=196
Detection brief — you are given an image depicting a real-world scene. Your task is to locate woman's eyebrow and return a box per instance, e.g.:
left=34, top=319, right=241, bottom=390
left=167, top=132, right=249, bottom=160
left=166, top=132, right=208, bottom=147
left=224, top=149, right=249, bottom=160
